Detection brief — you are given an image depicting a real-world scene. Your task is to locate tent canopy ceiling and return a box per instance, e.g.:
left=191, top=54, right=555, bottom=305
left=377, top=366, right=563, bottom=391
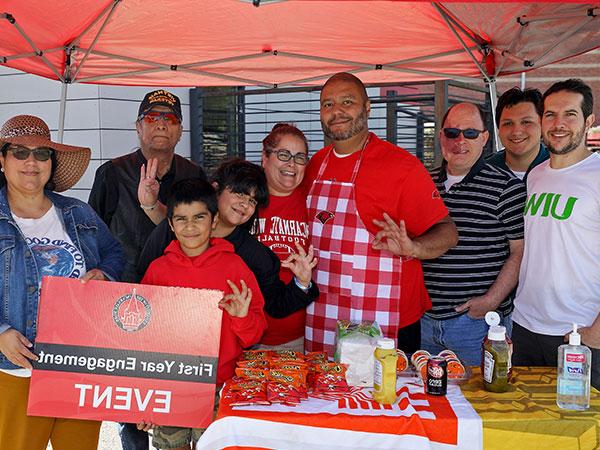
left=0, top=1, right=598, bottom=87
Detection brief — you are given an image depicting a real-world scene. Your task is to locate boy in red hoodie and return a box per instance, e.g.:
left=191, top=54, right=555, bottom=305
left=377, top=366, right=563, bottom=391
left=139, top=178, right=266, bottom=450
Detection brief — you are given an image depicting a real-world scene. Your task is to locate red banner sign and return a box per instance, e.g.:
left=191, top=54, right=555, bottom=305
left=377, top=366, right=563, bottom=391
left=27, top=276, right=223, bottom=428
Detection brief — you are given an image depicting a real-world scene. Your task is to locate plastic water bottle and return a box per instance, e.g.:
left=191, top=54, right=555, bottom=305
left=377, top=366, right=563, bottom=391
left=557, top=323, right=591, bottom=410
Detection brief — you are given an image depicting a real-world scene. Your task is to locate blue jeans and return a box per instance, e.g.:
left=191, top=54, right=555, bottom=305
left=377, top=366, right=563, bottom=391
left=119, top=423, right=149, bottom=450
left=420, top=312, right=513, bottom=366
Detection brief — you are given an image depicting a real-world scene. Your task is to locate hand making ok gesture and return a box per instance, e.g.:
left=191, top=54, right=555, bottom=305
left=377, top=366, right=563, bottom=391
left=219, top=279, right=253, bottom=318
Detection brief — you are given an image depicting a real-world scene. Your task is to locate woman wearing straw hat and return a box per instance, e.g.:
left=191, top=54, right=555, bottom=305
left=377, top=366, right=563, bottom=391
left=0, top=115, right=125, bottom=450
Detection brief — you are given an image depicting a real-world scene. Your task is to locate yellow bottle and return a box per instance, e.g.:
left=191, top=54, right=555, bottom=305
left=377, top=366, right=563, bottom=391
left=373, top=338, right=398, bottom=405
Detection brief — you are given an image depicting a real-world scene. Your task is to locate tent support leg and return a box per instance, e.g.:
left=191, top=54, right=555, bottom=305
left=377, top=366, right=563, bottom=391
left=434, top=80, right=449, bottom=167
left=58, top=82, right=68, bottom=143
left=487, top=80, right=500, bottom=153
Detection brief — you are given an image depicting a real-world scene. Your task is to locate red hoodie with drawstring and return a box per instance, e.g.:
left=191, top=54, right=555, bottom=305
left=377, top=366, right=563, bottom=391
left=141, top=238, right=267, bottom=385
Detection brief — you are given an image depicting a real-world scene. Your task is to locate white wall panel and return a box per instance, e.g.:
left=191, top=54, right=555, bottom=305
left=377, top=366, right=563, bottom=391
left=0, top=69, right=192, bottom=202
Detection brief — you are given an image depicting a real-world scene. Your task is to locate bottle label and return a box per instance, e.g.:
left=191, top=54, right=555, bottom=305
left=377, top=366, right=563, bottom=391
left=374, top=358, right=383, bottom=391
left=483, top=350, right=494, bottom=383
left=558, top=377, right=585, bottom=396
left=564, top=352, right=585, bottom=377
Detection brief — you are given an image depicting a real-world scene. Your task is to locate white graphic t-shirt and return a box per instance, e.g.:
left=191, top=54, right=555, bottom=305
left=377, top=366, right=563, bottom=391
left=513, top=153, right=600, bottom=335
left=3, top=205, right=85, bottom=377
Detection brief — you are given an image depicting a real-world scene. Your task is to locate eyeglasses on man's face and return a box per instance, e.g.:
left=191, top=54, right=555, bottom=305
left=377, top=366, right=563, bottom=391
left=442, top=128, right=485, bottom=140
left=138, top=110, right=180, bottom=125
left=7, top=145, right=54, bottom=161
left=268, top=149, right=309, bottom=165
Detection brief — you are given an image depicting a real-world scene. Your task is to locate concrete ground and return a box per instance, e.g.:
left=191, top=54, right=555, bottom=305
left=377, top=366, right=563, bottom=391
left=98, top=422, right=157, bottom=450
left=49, top=421, right=155, bottom=450
left=98, top=422, right=124, bottom=450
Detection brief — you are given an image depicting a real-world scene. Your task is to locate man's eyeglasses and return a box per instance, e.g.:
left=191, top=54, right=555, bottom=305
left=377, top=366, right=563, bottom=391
left=442, top=128, right=485, bottom=140
left=268, top=149, right=309, bottom=165
left=138, top=110, right=180, bottom=125
left=233, top=191, right=258, bottom=208
left=8, top=145, right=54, bottom=161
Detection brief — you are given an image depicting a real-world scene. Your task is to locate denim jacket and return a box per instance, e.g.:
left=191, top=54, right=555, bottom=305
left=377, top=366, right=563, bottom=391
left=0, top=187, right=125, bottom=369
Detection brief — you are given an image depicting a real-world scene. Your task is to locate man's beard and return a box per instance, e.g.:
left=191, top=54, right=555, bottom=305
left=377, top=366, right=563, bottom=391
left=321, top=108, right=368, bottom=141
left=545, top=126, right=586, bottom=155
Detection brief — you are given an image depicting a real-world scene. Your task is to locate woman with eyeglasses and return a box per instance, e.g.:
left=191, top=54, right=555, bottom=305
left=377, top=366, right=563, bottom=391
left=0, top=115, right=125, bottom=450
left=256, top=123, right=316, bottom=352
left=137, top=124, right=318, bottom=355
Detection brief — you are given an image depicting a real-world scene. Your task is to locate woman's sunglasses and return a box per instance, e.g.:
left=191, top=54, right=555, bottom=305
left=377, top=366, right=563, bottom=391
left=8, top=145, right=54, bottom=161
left=442, top=128, right=485, bottom=140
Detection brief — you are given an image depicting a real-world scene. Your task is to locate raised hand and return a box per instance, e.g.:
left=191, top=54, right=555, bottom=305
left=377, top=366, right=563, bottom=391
left=138, top=158, right=160, bottom=208
left=372, top=212, right=418, bottom=258
left=0, top=329, right=37, bottom=370
left=219, top=280, right=252, bottom=318
left=281, top=243, right=318, bottom=288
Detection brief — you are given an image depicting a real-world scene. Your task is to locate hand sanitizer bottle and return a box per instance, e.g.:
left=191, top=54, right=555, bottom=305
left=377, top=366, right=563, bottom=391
left=557, top=323, right=591, bottom=410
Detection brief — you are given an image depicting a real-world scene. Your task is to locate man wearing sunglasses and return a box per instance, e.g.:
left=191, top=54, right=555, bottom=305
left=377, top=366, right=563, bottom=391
left=303, top=72, right=458, bottom=357
left=487, top=87, right=549, bottom=181
left=88, top=90, right=206, bottom=449
left=421, top=102, right=527, bottom=366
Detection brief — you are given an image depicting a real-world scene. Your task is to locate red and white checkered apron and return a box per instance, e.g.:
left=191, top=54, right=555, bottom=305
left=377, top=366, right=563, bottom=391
left=305, top=145, right=402, bottom=355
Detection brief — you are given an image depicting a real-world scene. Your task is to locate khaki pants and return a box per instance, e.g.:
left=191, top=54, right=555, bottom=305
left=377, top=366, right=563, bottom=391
left=153, top=392, right=220, bottom=449
left=0, top=371, right=100, bottom=450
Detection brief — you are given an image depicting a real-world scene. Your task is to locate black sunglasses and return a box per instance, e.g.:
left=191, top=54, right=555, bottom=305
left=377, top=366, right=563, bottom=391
left=268, top=149, right=309, bottom=165
left=8, top=145, right=54, bottom=161
left=443, top=128, right=485, bottom=140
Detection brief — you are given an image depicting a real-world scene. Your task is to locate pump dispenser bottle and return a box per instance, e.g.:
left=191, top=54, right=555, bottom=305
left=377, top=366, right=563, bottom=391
left=557, top=323, right=591, bottom=410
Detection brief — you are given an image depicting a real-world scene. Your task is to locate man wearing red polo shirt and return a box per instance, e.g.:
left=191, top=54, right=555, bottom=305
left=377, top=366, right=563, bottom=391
left=304, top=72, right=458, bottom=356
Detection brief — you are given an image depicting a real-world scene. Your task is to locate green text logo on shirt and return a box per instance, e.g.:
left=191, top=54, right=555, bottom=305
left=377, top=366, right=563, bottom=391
left=524, top=192, right=578, bottom=220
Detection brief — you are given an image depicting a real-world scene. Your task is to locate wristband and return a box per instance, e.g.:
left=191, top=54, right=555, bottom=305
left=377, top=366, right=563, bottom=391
left=140, top=201, right=158, bottom=211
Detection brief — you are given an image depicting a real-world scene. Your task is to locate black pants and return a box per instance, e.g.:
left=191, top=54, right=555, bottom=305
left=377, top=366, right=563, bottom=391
left=397, top=319, right=421, bottom=357
left=120, top=422, right=149, bottom=450
left=512, top=322, right=600, bottom=390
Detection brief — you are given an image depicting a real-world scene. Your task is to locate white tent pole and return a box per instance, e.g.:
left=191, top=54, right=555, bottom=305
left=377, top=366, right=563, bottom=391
left=70, top=0, right=121, bottom=48
left=488, top=80, right=500, bottom=153
left=492, top=26, right=527, bottom=77
left=518, top=8, right=597, bottom=24
left=71, top=0, right=123, bottom=81
left=432, top=4, right=492, bottom=83
left=57, top=82, right=68, bottom=143
left=520, top=73, right=526, bottom=90
left=1, top=13, right=64, bottom=81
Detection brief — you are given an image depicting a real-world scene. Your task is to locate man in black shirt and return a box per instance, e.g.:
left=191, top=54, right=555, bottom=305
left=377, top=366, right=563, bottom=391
left=89, top=89, right=205, bottom=284
left=88, top=90, right=206, bottom=450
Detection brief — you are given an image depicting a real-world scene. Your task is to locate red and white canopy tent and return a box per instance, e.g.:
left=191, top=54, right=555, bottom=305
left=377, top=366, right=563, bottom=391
left=1, top=0, right=599, bottom=142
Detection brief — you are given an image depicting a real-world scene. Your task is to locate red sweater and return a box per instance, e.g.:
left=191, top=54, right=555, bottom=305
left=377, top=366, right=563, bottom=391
left=142, top=238, right=267, bottom=384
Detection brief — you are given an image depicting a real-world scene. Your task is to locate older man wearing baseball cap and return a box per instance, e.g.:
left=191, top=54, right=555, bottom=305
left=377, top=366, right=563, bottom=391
left=89, top=89, right=206, bottom=283
left=89, top=90, right=206, bottom=449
